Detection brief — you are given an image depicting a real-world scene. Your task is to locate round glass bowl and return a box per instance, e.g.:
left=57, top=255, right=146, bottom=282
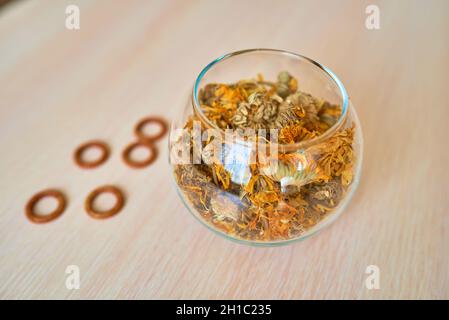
left=169, top=49, right=363, bottom=246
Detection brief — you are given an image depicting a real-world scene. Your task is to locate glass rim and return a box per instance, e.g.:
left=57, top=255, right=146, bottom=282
left=192, top=48, right=349, bottom=150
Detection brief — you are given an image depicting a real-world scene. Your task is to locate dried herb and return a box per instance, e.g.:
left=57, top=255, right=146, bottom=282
left=174, top=72, right=356, bottom=242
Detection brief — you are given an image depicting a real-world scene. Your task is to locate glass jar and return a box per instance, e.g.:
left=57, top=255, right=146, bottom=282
left=169, top=49, right=363, bottom=246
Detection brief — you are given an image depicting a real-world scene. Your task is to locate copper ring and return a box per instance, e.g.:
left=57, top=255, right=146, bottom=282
left=25, top=189, right=66, bottom=223
left=74, top=140, right=110, bottom=169
left=122, top=141, right=158, bottom=168
left=134, top=117, right=168, bottom=142
left=85, top=185, right=125, bottom=219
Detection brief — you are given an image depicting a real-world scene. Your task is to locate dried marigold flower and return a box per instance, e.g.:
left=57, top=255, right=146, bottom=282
left=174, top=71, right=356, bottom=242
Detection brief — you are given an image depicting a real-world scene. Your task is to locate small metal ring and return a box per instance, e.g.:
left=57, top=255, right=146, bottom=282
left=25, top=189, right=66, bottom=223
left=134, top=117, right=168, bottom=142
left=122, top=141, right=158, bottom=168
left=74, top=140, right=110, bottom=169
left=85, top=185, right=125, bottom=219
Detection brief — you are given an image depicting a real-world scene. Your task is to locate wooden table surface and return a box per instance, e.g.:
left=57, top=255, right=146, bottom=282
left=0, top=0, right=448, bottom=299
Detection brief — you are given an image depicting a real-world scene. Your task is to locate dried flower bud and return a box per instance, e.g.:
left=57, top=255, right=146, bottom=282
left=175, top=72, right=356, bottom=242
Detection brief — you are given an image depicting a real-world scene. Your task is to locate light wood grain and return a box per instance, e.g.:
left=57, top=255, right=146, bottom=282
left=0, top=0, right=448, bottom=299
